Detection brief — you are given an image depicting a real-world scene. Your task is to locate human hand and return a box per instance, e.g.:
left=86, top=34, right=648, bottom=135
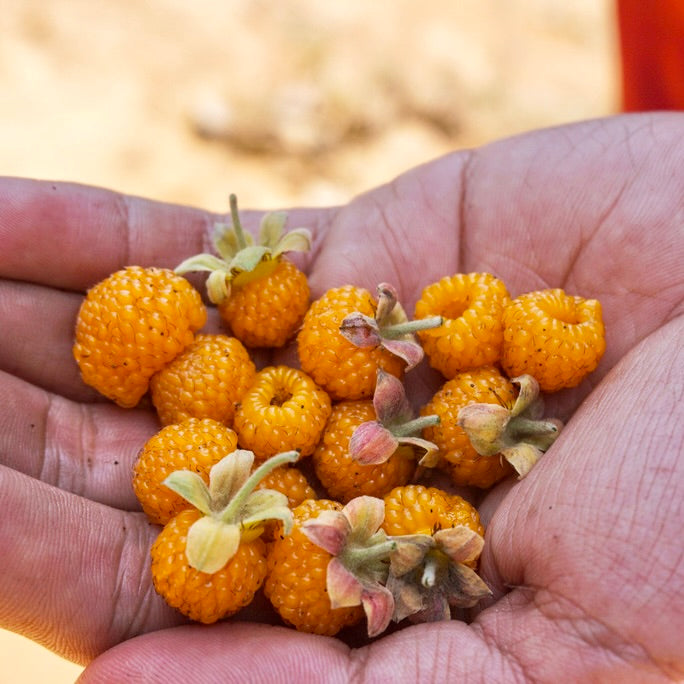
left=1, top=112, right=682, bottom=682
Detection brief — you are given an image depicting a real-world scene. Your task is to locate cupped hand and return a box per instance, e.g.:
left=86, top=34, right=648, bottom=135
left=1, top=113, right=682, bottom=683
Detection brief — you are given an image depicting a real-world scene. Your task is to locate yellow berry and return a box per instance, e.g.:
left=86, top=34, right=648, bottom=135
left=150, top=333, right=256, bottom=427
left=73, top=266, right=206, bottom=407
left=501, top=288, right=606, bottom=392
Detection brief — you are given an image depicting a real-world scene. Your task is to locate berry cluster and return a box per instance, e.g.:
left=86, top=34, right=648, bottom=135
left=73, top=197, right=606, bottom=638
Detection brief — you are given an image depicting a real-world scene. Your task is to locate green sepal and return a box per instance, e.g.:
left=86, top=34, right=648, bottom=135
left=203, top=270, right=228, bottom=304
left=173, top=193, right=311, bottom=306
left=258, top=211, right=288, bottom=248
left=164, top=450, right=298, bottom=573
left=228, top=245, right=271, bottom=274
left=214, top=221, right=252, bottom=261
left=208, top=449, right=254, bottom=511
left=175, top=253, right=228, bottom=275
left=162, top=471, right=212, bottom=516
left=273, top=227, right=311, bottom=256
left=185, top=516, right=241, bottom=574
left=240, top=488, right=293, bottom=537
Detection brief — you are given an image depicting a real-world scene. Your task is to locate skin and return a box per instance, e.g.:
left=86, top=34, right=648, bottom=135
left=0, top=113, right=682, bottom=683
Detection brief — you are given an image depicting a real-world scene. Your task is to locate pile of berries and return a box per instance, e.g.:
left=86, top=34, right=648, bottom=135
left=73, top=196, right=606, bottom=638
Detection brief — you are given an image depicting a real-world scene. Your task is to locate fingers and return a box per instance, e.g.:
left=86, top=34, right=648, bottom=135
left=78, top=623, right=353, bottom=683
left=78, top=621, right=514, bottom=683
left=0, top=276, right=236, bottom=401
left=0, top=279, right=98, bottom=401
left=0, top=370, right=158, bottom=509
left=0, top=178, right=211, bottom=290
left=0, top=466, right=184, bottom=664
left=0, top=177, right=333, bottom=291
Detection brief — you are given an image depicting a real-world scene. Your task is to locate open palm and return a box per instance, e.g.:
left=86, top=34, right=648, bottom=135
left=1, top=113, right=682, bottom=683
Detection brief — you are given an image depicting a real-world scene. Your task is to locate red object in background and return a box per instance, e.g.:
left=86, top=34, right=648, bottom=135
left=617, top=0, right=684, bottom=111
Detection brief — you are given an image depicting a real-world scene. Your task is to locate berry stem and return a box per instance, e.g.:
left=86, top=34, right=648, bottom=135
left=229, top=193, right=250, bottom=251
left=382, top=316, right=443, bottom=338
left=344, top=538, right=397, bottom=565
left=393, top=414, right=440, bottom=437
left=509, top=417, right=559, bottom=438
left=508, top=417, right=561, bottom=451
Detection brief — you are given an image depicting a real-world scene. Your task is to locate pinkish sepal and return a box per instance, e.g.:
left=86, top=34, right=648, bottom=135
left=401, top=436, right=441, bottom=468
left=350, top=370, right=439, bottom=465
left=372, top=369, right=412, bottom=425
left=446, top=563, right=492, bottom=608
left=457, top=403, right=510, bottom=456
left=500, top=443, right=543, bottom=479
left=414, top=590, right=452, bottom=622
left=380, top=338, right=424, bottom=371
left=386, top=574, right=424, bottom=622
left=326, top=557, right=364, bottom=607
left=301, top=510, right=350, bottom=556
left=457, top=373, right=562, bottom=478
left=339, top=282, right=434, bottom=369
left=389, top=534, right=435, bottom=576
left=374, top=283, right=399, bottom=324
left=362, top=583, right=395, bottom=638
left=343, top=495, right=386, bottom=539
left=309, top=497, right=398, bottom=638
left=510, top=374, right=541, bottom=417
left=349, top=421, right=398, bottom=465
left=327, top=559, right=395, bottom=637
left=339, top=313, right=382, bottom=348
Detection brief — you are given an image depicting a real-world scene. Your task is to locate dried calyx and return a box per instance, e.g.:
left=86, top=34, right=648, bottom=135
left=349, top=369, right=440, bottom=467
left=339, top=283, right=441, bottom=370
left=387, top=525, right=491, bottom=623
left=457, top=374, right=563, bottom=478
left=163, top=449, right=297, bottom=573
left=175, top=193, right=311, bottom=304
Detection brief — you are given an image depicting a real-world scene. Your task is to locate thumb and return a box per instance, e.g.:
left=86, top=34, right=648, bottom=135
left=77, top=621, right=507, bottom=683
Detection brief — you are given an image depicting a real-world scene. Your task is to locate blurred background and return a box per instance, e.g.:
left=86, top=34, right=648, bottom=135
left=1, top=0, right=619, bottom=211
left=1, top=0, right=618, bottom=681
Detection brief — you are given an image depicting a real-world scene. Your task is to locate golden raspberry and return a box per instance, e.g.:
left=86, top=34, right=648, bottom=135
left=234, top=366, right=331, bottom=461
left=151, top=508, right=267, bottom=623
left=501, top=288, right=606, bottom=392
left=297, top=285, right=405, bottom=400
left=264, top=499, right=364, bottom=635
left=414, top=272, right=510, bottom=378
left=257, top=465, right=317, bottom=542
left=421, top=366, right=517, bottom=488
left=312, top=400, right=416, bottom=503
left=383, top=484, right=484, bottom=536
left=382, top=484, right=484, bottom=568
left=150, top=333, right=256, bottom=427
left=175, top=198, right=312, bottom=349
left=73, top=266, right=206, bottom=407
left=220, top=259, right=310, bottom=348
left=132, top=418, right=238, bottom=525
left=257, top=466, right=316, bottom=508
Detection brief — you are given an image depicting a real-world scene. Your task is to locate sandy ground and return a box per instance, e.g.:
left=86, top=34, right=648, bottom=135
left=1, top=1, right=619, bottom=681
